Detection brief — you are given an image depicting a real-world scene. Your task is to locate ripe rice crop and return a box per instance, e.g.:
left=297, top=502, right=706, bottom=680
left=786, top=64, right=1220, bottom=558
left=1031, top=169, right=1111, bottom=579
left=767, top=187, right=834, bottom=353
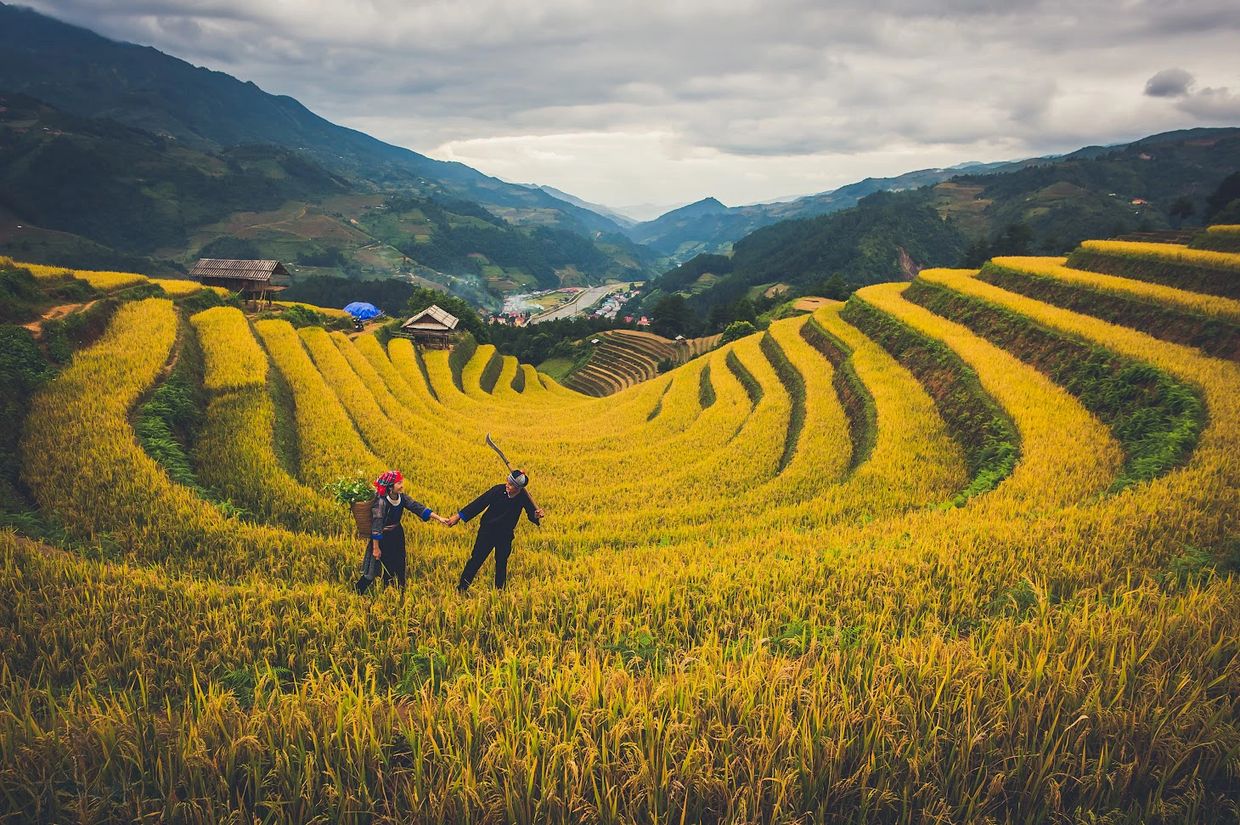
left=273, top=300, right=354, bottom=319
left=988, top=256, right=1240, bottom=321
left=255, top=319, right=384, bottom=488
left=1077, top=239, right=1240, bottom=273
left=14, top=260, right=149, bottom=291
left=192, top=306, right=269, bottom=392
left=5, top=231, right=1240, bottom=823
left=152, top=278, right=227, bottom=297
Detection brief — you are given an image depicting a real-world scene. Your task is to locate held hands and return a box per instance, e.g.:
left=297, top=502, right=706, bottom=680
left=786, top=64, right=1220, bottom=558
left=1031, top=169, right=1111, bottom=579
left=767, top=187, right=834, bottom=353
left=433, top=513, right=461, bottom=527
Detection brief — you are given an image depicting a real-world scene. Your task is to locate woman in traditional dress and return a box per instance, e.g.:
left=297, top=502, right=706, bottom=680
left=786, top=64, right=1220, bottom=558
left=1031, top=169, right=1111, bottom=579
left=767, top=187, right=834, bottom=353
left=356, top=470, right=449, bottom=595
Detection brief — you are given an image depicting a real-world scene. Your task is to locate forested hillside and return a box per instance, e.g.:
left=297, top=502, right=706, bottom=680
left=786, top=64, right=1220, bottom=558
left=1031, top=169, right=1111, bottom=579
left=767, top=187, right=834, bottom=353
left=645, top=128, right=1240, bottom=322
left=0, top=3, right=658, bottom=297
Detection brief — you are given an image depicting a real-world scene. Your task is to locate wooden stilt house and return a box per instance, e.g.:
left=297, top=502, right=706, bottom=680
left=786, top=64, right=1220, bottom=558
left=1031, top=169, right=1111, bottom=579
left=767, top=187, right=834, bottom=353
left=396, top=304, right=460, bottom=348
left=189, top=258, right=289, bottom=305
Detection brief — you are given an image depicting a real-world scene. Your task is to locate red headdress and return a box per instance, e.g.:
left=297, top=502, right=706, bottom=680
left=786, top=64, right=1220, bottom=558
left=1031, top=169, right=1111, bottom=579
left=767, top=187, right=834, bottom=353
left=374, top=470, right=403, bottom=495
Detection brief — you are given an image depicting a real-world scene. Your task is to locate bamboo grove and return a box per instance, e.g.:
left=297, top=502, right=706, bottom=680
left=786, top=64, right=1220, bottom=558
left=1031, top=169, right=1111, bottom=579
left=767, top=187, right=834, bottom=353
left=2, top=233, right=1238, bottom=823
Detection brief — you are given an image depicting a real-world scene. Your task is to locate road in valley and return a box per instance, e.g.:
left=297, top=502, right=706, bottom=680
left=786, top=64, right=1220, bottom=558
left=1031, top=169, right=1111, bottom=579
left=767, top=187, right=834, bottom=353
left=528, top=283, right=630, bottom=324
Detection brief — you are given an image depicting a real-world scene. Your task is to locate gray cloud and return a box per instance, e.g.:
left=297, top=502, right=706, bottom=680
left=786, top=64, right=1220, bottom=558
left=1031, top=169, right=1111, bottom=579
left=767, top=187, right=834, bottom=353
left=1177, top=86, right=1240, bottom=120
left=17, top=0, right=1240, bottom=206
left=1145, top=68, right=1194, bottom=98
left=1143, top=68, right=1240, bottom=123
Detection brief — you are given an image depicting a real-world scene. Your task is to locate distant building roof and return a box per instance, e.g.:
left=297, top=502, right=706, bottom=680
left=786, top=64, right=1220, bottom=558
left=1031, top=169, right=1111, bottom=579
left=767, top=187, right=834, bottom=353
left=401, top=304, right=460, bottom=332
left=190, top=258, right=288, bottom=283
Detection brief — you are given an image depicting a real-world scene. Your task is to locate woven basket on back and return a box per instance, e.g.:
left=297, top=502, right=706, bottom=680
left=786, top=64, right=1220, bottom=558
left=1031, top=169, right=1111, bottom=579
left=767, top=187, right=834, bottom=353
left=351, top=500, right=373, bottom=539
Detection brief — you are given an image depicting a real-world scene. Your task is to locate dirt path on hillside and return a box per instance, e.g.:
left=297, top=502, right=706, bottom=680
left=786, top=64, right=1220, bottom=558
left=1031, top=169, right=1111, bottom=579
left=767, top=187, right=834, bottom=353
left=21, top=300, right=97, bottom=337
left=793, top=296, right=840, bottom=312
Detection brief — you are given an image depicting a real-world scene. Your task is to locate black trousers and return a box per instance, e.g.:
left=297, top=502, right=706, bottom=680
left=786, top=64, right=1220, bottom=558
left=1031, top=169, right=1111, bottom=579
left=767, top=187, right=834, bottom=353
left=457, top=531, right=514, bottom=591
left=356, top=527, right=407, bottom=594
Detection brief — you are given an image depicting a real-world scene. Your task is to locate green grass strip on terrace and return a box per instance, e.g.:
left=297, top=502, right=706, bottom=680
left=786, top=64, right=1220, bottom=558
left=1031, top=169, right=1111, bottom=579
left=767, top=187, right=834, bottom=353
left=978, top=261, right=1240, bottom=361
left=725, top=349, right=763, bottom=406
left=905, top=279, right=1205, bottom=491
left=801, top=315, right=877, bottom=473
left=841, top=297, right=1018, bottom=506
left=479, top=348, right=503, bottom=393
left=759, top=332, right=806, bottom=475
left=698, top=363, right=716, bottom=409
left=447, top=333, right=478, bottom=393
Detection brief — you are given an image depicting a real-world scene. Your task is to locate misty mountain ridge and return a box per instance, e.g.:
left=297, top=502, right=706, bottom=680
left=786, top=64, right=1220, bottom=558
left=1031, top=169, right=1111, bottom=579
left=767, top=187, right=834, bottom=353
left=0, top=1, right=665, bottom=297
left=531, top=185, right=638, bottom=228
left=623, top=159, right=1051, bottom=262
left=642, top=126, right=1240, bottom=321
left=0, top=2, right=636, bottom=240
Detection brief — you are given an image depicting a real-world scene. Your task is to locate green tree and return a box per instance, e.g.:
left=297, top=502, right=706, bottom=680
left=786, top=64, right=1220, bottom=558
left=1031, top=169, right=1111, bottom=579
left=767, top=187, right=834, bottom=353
left=1169, top=196, right=1196, bottom=228
left=719, top=320, right=757, bottom=345
left=992, top=223, right=1033, bottom=256
left=963, top=237, right=992, bottom=267
left=1205, top=171, right=1240, bottom=223
left=809, top=274, right=848, bottom=301
left=651, top=294, right=694, bottom=338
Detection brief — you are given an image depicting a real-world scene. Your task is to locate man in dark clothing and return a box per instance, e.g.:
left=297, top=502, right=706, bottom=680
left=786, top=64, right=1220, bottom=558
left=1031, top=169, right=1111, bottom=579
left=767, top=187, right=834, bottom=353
left=450, top=469, right=545, bottom=592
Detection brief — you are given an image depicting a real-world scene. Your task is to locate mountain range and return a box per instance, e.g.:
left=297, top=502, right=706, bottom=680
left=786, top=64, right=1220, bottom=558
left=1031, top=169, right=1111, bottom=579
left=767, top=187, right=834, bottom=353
left=640, top=127, right=1240, bottom=319
left=622, top=160, right=1034, bottom=262
left=0, top=2, right=657, bottom=303
left=0, top=1, right=1237, bottom=317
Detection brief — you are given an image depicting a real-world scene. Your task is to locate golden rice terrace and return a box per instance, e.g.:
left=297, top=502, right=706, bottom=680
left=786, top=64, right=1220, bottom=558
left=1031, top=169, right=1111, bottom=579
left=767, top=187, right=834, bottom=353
left=1, top=228, right=1239, bottom=823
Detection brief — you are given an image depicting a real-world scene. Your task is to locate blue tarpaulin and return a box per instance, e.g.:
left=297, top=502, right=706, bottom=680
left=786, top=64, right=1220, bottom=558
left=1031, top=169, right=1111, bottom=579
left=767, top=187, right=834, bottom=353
left=343, top=301, right=382, bottom=320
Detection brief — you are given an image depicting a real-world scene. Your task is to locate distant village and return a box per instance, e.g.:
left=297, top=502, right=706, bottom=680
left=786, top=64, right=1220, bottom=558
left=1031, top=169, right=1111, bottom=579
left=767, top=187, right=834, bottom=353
left=487, top=283, right=650, bottom=327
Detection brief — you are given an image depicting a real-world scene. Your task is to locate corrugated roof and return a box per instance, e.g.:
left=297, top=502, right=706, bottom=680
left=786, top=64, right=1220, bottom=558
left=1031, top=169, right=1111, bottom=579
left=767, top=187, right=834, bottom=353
left=189, top=259, right=288, bottom=282
left=402, top=304, right=459, bottom=331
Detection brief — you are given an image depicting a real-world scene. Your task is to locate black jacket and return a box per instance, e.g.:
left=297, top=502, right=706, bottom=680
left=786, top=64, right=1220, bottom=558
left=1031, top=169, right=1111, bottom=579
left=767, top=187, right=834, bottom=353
left=370, top=493, right=431, bottom=540
left=458, top=485, right=539, bottom=537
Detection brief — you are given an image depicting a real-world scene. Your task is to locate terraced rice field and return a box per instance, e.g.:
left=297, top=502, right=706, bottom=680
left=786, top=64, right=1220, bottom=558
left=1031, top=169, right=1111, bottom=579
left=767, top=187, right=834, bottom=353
left=2, top=230, right=1239, bottom=823
left=565, top=328, right=722, bottom=396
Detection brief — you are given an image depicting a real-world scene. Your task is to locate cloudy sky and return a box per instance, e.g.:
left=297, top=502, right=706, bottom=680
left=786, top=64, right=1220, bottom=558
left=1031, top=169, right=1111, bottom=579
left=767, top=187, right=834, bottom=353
left=21, top=0, right=1240, bottom=217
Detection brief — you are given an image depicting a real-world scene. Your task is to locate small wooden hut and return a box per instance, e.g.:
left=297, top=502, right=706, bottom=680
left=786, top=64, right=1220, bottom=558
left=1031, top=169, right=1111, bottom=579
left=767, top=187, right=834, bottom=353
left=189, top=258, right=289, bottom=305
left=396, top=304, right=459, bottom=348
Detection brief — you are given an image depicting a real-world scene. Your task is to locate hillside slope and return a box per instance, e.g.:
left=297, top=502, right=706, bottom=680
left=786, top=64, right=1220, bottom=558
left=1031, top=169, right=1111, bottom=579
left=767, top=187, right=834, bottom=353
left=627, top=161, right=1028, bottom=261
left=0, top=3, right=631, bottom=238
left=563, top=329, right=721, bottom=396
left=3, top=226, right=1238, bottom=821
left=646, top=129, right=1240, bottom=318
left=0, top=3, right=660, bottom=293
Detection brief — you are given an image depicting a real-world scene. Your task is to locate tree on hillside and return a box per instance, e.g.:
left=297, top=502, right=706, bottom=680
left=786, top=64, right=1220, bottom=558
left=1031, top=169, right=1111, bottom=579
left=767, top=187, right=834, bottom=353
left=1169, top=196, right=1196, bottom=228
left=651, top=293, right=695, bottom=338
left=707, top=297, right=758, bottom=333
left=720, top=320, right=757, bottom=344
left=283, top=275, right=416, bottom=315
left=993, top=222, right=1033, bottom=256
left=807, top=274, right=849, bottom=300
left=1205, top=171, right=1240, bottom=223
left=963, top=222, right=1033, bottom=266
